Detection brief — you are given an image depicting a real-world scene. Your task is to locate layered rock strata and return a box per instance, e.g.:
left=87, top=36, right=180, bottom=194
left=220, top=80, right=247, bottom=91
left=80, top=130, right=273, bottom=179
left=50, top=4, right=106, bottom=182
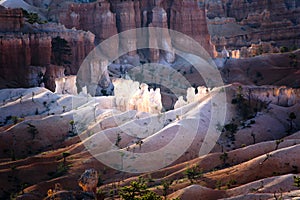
left=206, top=0, right=300, bottom=52
left=0, top=6, right=23, bottom=32
left=0, top=7, right=95, bottom=90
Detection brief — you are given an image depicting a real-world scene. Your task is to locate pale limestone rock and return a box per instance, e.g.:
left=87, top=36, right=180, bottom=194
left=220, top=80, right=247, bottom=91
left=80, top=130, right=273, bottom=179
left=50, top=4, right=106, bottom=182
left=174, top=96, right=187, bottom=109
left=113, top=79, right=162, bottom=114
left=175, top=86, right=209, bottom=109
left=55, top=76, right=78, bottom=95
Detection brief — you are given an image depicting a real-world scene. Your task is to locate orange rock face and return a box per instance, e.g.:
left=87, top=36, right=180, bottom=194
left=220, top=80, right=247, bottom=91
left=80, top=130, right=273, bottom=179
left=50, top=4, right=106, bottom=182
left=0, top=6, right=95, bottom=89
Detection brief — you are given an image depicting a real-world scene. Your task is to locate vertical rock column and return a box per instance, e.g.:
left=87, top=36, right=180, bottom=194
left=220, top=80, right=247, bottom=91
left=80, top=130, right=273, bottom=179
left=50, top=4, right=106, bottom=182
left=57, top=1, right=118, bottom=59
left=110, top=0, right=140, bottom=56
left=170, top=0, right=214, bottom=56
left=149, top=0, right=175, bottom=63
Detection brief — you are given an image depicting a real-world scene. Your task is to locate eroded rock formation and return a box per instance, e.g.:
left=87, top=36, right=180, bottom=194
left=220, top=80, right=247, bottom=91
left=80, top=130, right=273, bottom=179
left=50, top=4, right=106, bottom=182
left=55, top=75, right=78, bottom=95
left=207, top=0, right=300, bottom=52
left=242, top=86, right=300, bottom=107
left=53, top=0, right=118, bottom=51
left=174, top=86, right=208, bottom=109
left=0, top=33, right=51, bottom=88
left=113, top=78, right=162, bottom=114
left=48, top=0, right=214, bottom=58
left=170, top=0, right=214, bottom=56
left=0, top=6, right=94, bottom=90
left=78, top=169, right=98, bottom=194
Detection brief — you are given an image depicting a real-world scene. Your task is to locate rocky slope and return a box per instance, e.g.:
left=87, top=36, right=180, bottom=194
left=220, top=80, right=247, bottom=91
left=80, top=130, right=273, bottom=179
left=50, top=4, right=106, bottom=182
left=220, top=49, right=300, bottom=87
left=0, top=82, right=299, bottom=199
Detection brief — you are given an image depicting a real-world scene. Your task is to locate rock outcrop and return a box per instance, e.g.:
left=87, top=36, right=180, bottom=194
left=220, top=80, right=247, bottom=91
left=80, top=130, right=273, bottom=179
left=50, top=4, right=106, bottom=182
left=76, top=57, right=114, bottom=96
left=113, top=78, right=162, bottom=114
left=174, top=86, right=208, bottom=109
left=0, top=33, right=51, bottom=88
left=221, top=49, right=300, bottom=87
left=78, top=169, right=98, bottom=194
left=207, top=0, right=300, bottom=52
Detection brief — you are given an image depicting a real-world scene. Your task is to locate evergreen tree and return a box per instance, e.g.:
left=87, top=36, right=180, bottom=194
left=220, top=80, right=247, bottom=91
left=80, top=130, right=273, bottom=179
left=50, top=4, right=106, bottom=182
left=51, top=36, right=72, bottom=66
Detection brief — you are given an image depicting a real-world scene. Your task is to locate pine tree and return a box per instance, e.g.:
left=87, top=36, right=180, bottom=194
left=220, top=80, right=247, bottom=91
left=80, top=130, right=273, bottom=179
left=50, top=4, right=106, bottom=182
left=51, top=36, right=72, bottom=66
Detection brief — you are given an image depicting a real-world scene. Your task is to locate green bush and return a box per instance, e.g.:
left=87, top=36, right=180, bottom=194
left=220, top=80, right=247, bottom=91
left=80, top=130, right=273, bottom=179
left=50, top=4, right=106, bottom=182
left=294, top=176, right=300, bottom=188
left=183, top=165, right=203, bottom=183
left=280, top=46, right=289, bottom=53
left=22, top=9, right=47, bottom=24
left=119, top=177, right=162, bottom=200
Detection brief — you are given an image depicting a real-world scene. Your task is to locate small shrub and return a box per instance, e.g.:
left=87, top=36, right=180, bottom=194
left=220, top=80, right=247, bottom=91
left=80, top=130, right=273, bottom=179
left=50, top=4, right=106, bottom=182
left=22, top=9, right=47, bottom=24
left=12, top=116, right=19, bottom=124
left=35, top=108, right=39, bottom=115
left=275, top=139, right=284, bottom=150
left=119, top=177, right=162, bottom=200
left=62, top=152, right=71, bottom=164
left=47, top=163, right=69, bottom=178
left=216, top=180, right=222, bottom=190
left=280, top=46, right=289, bottom=53
left=220, top=152, right=228, bottom=165
left=294, top=176, right=300, bottom=188
left=162, top=180, right=173, bottom=199
left=27, top=123, right=38, bottom=139
left=226, top=179, right=237, bottom=189
left=184, top=165, right=203, bottom=183
left=115, top=133, right=122, bottom=147
left=97, top=173, right=103, bottom=187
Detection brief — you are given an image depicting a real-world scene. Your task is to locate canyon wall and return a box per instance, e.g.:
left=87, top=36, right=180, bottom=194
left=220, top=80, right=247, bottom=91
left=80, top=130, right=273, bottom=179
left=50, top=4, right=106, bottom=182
left=207, top=0, right=300, bottom=52
left=0, top=6, right=95, bottom=90
left=0, top=33, right=51, bottom=88
left=48, top=0, right=214, bottom=58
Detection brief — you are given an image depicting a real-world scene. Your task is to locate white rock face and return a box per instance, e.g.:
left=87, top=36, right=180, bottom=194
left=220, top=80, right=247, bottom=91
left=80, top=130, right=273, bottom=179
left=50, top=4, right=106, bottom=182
left=113, top=79, right=162, bottom=114
left=77, top=58, right=114, bottom=96
left=55, top=75, right=78, bottom=95
left=174, top=86, right=208, bottom=109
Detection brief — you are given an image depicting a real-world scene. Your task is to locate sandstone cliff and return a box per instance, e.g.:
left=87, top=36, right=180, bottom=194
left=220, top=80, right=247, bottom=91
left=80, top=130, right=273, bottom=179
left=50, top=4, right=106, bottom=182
left=0, top=6, right=95, bottom=90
